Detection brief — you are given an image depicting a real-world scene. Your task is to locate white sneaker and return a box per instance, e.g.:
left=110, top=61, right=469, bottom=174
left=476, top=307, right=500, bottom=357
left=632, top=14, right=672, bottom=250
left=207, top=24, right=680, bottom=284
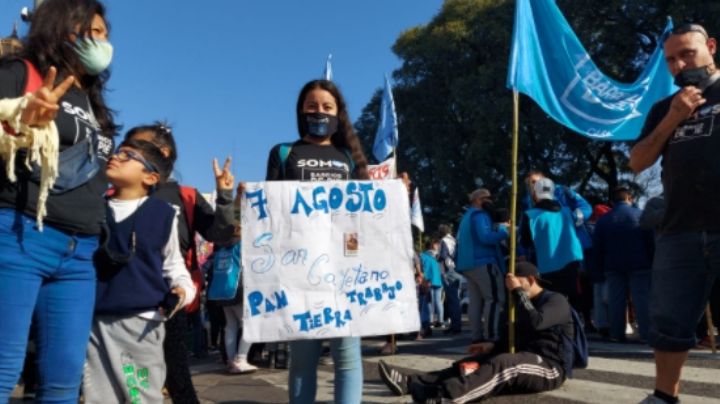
left=229, top=358, right=258, bottom=374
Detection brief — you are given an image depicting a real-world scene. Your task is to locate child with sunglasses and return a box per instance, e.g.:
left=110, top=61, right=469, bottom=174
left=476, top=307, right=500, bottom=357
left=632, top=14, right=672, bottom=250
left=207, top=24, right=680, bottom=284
left=83, top=139, right=197, bottom=404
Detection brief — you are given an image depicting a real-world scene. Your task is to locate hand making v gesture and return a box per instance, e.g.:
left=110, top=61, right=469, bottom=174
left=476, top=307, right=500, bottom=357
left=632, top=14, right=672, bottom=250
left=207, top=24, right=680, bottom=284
left=213, top=157, right=234, bottom=192
left=20, top=66, right=75, bottom=127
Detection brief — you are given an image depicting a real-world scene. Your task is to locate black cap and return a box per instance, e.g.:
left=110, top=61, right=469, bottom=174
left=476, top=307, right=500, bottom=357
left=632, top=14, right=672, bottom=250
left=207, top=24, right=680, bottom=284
left=514, top=261, right=540, bottom=278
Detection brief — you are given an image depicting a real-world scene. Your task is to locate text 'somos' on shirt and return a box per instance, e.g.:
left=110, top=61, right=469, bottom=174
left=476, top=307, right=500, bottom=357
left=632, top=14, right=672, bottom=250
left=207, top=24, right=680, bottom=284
left=266, top=140, right=353, bottom=181
left=0, top=60, right=113, bottom=235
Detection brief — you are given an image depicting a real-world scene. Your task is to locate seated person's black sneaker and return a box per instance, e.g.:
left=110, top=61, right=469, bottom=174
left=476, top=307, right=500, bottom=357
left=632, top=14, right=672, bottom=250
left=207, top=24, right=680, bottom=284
left=378, top=360, right=409, bottom=395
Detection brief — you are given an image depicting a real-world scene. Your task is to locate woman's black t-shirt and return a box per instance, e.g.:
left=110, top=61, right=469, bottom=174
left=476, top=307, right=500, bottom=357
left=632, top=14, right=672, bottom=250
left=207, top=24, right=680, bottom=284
left=0, top=60, right=114, bottom=235
left=266, top=140, right=353, bottom=181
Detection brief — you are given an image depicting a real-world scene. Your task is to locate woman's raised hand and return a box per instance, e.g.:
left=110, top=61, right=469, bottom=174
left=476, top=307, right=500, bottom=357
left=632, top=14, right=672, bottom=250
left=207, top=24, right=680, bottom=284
left=213, top=157, right=234, bottom=191
left=20, top=66, right=75, bottom=127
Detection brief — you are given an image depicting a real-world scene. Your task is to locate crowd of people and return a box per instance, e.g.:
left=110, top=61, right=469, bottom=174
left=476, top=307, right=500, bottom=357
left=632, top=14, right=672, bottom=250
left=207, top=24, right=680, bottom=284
left=0, top=1, right=718, bottom=403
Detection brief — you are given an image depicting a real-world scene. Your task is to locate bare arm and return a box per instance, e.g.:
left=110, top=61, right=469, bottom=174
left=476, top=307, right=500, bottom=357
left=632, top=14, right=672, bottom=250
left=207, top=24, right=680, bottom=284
left=629, top=87, right=705, bottom=173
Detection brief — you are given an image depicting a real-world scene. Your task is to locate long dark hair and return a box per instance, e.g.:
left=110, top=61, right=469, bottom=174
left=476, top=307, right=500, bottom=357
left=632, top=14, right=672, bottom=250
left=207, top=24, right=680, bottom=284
left=124, top=121, right=177, bottom=181
left=296, top=80, right=369, bottom=180
left=21, top=0, right=117, bottom=136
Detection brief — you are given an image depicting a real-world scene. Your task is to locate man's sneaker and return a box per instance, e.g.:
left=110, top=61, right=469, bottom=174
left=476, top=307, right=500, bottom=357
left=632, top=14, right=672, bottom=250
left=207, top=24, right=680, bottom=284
left=377, top=360, right=409, bottom=396
left=638, top=393, right=679, bottom=404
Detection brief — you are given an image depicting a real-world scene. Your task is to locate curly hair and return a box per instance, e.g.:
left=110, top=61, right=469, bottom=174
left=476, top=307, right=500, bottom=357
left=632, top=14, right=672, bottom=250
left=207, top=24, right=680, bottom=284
left=20, top=0, right=117, bottom=136
left=295, top=80, right=369, bottom=180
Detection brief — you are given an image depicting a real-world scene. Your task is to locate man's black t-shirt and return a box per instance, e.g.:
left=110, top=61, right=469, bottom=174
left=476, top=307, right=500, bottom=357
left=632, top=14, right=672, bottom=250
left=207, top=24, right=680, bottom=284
left=0, top=60, right=114, bottom=235
left=637, top=80, right=720, bottom=234
left=265, top=140, right=353, bottom=181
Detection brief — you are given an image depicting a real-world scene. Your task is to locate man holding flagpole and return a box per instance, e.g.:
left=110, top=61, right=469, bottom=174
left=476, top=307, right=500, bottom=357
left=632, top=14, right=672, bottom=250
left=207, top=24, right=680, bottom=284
left=630, top=24, right=720, bottom=404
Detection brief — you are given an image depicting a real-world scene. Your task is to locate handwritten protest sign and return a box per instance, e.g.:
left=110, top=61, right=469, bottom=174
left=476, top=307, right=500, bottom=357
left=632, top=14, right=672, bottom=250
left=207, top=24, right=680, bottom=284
left=241, top=179, right=419, bottom=342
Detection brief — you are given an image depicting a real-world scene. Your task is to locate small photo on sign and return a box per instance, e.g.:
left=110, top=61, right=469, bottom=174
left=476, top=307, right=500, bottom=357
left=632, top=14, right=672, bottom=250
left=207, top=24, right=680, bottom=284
left=344, top=233, right=359, bottom=256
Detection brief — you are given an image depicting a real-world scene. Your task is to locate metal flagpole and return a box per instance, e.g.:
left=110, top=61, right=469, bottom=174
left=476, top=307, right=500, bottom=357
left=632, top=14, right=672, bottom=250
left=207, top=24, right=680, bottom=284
left=508, top=91, right=520, bottom=354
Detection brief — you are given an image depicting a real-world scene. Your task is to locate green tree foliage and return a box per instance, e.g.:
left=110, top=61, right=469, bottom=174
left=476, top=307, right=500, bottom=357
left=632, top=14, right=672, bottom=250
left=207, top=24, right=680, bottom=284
left=354, top=0, right=720, bottom=231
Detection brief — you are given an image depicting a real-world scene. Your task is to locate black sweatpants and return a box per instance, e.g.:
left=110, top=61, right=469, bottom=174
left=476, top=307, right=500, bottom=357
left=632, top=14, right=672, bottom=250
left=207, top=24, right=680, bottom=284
left=412, top=352, right=565, bottom=403
left=164, top=311, right=200, bottom=404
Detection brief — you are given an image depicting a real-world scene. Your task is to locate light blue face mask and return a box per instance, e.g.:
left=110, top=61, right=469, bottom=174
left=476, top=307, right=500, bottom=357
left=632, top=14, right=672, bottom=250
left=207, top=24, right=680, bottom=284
left=74, top=37, right=113, bottom=76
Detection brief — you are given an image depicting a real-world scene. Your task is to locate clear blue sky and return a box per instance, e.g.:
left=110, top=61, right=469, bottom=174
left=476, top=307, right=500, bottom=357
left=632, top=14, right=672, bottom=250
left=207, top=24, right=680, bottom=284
left=1, top=0, right=443, bottom=191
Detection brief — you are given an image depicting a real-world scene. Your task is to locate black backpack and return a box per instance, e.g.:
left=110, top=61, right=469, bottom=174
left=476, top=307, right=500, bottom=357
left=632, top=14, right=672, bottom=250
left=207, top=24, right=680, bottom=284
left=563, top=306, right=589, bottom=378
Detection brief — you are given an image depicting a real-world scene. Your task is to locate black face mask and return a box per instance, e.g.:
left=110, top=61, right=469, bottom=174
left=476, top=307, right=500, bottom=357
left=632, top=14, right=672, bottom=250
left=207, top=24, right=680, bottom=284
left=674, top=65, right=713, bottom=88
left=481, top=201, right=495, bottom=211
left=301, top=112, right=339, bottom=138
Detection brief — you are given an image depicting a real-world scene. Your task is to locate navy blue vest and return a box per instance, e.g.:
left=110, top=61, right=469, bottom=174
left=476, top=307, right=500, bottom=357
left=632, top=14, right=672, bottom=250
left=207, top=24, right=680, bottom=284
left=95, top=197, right=176, bottom=315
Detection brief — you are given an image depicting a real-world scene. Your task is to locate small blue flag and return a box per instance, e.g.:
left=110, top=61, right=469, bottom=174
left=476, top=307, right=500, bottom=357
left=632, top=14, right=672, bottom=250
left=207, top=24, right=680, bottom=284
left=507, top=0, right=676, bottom=141
left=323, top=54, right=333, bottom=81
left=373, top=74, right=399, bottom=162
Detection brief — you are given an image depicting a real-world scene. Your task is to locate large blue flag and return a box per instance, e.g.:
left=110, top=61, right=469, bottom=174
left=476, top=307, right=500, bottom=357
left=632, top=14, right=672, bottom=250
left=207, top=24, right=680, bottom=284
left=507, top=0, right=676, bottom=141
left=373, top=74, right=399, bottom=162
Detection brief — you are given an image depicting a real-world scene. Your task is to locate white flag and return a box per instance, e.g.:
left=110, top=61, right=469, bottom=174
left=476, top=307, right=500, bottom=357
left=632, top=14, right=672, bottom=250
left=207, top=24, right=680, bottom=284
left=323, top=54, right=333, bottom=81
left=410, top=187, right=424, bottom=233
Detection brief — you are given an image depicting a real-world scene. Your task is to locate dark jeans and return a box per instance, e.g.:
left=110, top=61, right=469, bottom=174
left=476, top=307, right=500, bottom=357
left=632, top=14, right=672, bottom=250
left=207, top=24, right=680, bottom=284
left=444, top=279, right=462, bottom=331
left=606, top=270, right=651, bottom=340
left=419, top=289, right=431, bottom=329
left=649, top=232, right=720, bottom=351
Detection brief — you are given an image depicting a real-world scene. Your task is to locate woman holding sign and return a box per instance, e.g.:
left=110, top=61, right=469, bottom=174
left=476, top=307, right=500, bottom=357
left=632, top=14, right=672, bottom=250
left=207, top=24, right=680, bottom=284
left=0, top=0, right=116, bottom=401
left=266, top=79, right=369, bottom=403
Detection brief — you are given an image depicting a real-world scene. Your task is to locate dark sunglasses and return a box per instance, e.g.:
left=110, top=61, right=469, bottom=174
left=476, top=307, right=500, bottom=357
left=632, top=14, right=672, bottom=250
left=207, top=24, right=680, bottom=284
left=112, top=149, right=158, bottom=173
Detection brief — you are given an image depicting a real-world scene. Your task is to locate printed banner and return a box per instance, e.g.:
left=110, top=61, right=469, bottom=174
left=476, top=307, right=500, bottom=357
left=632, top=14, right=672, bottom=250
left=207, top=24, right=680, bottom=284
left=506, top=0, right=676, bottom=141
left=241, top=180, right=419, bottom=342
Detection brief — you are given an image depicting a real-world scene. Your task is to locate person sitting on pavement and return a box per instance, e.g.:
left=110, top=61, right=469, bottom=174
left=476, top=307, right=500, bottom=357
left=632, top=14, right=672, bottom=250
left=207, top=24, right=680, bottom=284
left=378, top=261, right=573, bottom=403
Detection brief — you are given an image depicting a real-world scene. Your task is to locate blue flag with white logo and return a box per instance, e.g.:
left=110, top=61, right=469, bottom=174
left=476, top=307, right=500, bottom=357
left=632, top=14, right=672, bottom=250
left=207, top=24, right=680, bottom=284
left=373, top=74, right=399, bottom=162
left=506, top=0, right=676, bottom=141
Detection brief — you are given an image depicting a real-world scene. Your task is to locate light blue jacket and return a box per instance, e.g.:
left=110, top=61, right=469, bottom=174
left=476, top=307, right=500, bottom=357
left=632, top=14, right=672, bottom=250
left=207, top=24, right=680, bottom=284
left=525, top=205, right=583, bottom=273
left=456, top=207, right=508, bottom=272
left=420, top=250, right=443, bottom=287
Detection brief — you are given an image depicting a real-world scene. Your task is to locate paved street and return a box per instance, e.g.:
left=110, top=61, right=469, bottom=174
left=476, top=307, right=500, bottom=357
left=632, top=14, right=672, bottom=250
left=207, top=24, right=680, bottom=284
left=10, top=328, right=719, bottom=403
left=182, top=330, right=720, bottom=404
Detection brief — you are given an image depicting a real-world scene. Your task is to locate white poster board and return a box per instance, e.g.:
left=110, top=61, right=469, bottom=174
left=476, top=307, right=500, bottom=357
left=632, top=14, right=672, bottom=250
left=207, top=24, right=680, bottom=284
left=241, top=180, right=419, bottom=342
